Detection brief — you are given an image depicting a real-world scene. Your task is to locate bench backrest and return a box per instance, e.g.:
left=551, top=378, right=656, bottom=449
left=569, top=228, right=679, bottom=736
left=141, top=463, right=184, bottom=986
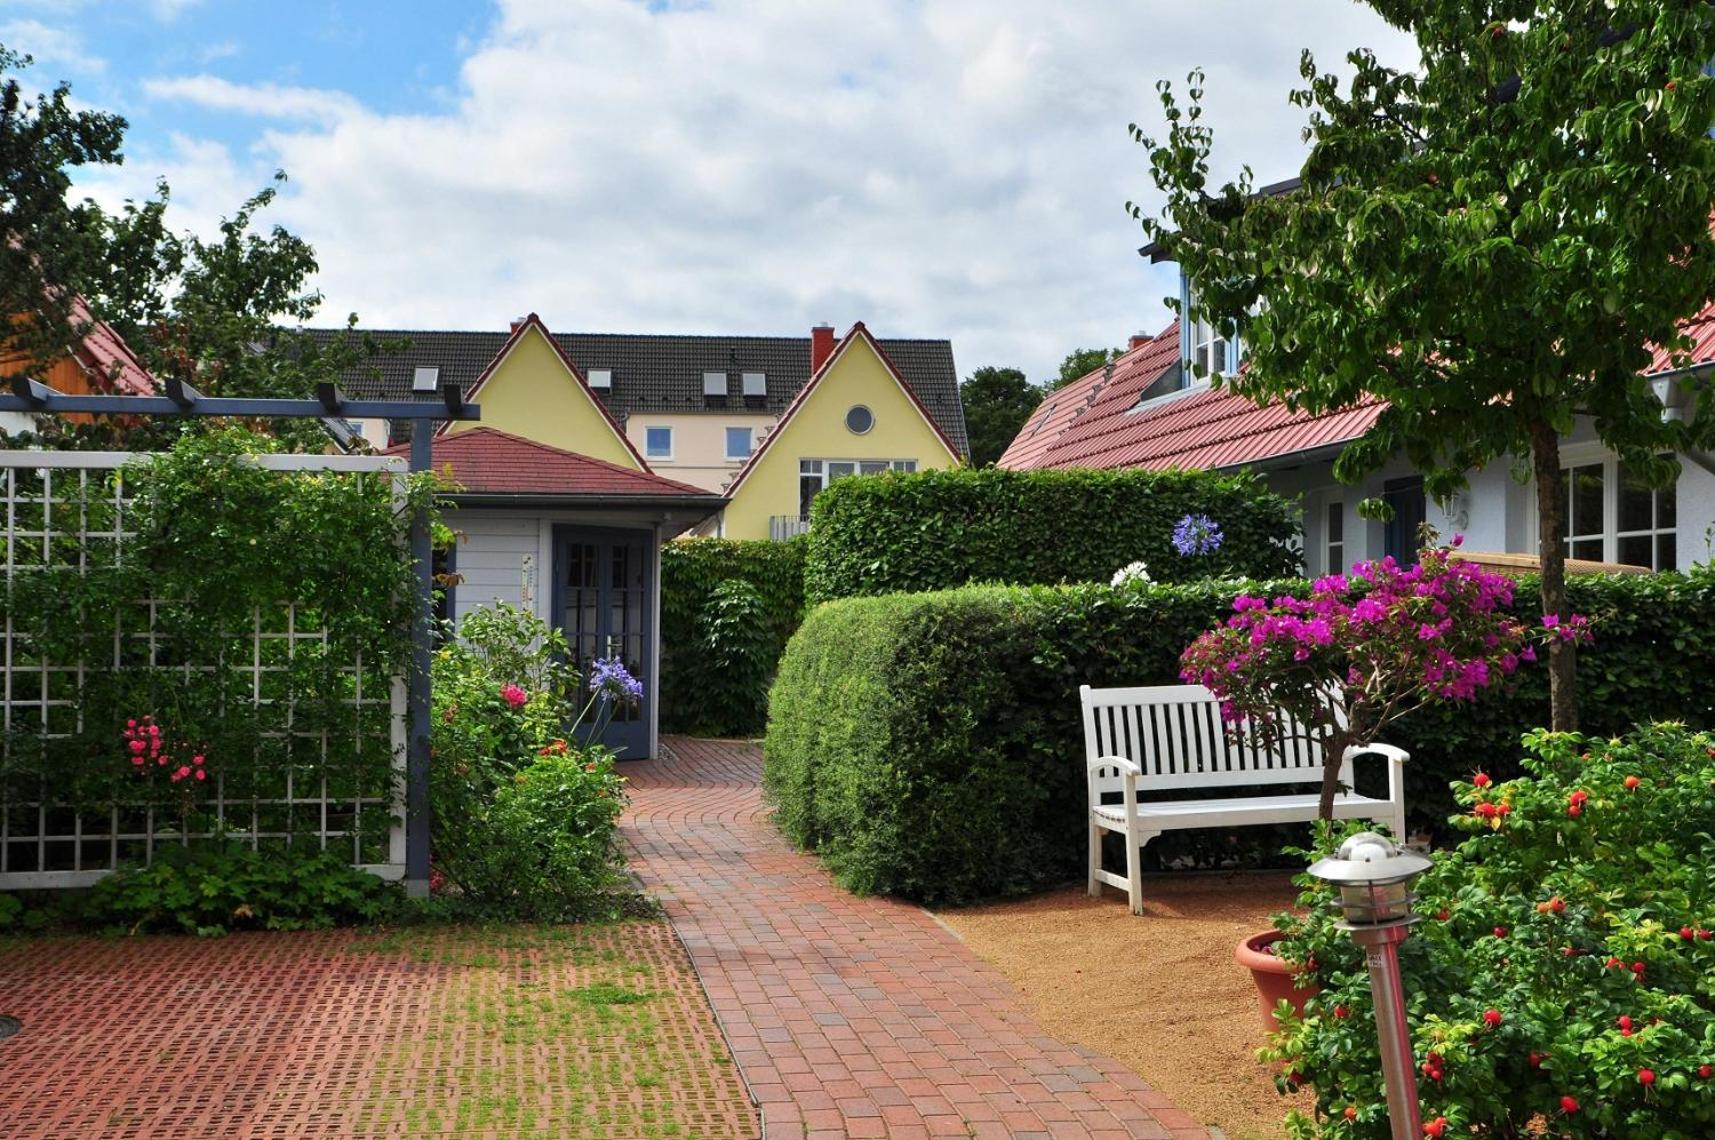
left=1081, top=683, right=1346, bottom=797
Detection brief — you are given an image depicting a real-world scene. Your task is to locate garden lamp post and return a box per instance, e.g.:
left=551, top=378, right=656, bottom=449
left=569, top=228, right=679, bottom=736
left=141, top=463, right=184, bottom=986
left=1307, top=832, right=1434, bottom=1140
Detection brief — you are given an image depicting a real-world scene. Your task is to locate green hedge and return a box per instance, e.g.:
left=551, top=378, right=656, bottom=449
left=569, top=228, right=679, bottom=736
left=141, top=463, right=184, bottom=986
left=764, top=571, right=1715, bottom=904
left=802, top=466, right=1302, bottom=604
left=660, top=537, right=806, bottom=736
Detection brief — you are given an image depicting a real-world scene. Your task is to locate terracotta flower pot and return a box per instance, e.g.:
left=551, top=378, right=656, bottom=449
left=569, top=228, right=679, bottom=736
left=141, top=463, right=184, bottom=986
left=1235, top=928, right=1320, bottom=1034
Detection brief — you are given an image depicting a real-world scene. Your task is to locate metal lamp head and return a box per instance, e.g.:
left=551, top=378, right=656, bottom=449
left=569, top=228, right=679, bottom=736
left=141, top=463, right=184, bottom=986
left=1306, top=831, right=1434, bottom=926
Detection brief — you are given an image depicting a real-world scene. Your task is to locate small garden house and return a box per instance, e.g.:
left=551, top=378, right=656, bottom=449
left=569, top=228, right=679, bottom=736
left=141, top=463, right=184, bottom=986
left=388, top=426, right=725, bottom=759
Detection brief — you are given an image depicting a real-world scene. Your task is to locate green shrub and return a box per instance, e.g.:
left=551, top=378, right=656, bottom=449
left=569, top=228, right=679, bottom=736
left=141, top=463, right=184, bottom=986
left=82, top=841, right=400, bottom=936
left=430, top=603, right=632, bottom=918
left=764, top=571, right=1715, bottom=904
left=802, top=466, right=1302, bottom=604
left=1269, top=725, right=1715, bottom=1137
left=660, top=537, right=806, bottom=736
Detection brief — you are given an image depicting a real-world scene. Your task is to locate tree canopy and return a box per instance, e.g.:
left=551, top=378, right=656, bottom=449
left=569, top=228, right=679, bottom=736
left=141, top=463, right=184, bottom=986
left=959, top=365, right=1044, bottom=466
left=1131, top=2, right=1715, bottom=728
left=0, top=43, right=384, bottom=450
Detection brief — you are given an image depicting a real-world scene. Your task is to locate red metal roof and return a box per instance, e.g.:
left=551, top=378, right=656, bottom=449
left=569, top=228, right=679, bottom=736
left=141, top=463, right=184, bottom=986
left=385, top=426, right=722, bottom=499
left=1647, top=301, right=1715, bottom=375
left=999, top=319, right=1382, bottom=472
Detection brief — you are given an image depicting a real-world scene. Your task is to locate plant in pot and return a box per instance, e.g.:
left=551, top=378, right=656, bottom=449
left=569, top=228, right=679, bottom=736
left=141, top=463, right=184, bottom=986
left=1179, top=540, right=1582, bottom=1029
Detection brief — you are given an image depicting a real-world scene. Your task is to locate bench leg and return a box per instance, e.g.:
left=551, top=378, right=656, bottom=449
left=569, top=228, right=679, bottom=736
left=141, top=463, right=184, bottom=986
left=1127, top=830, right=1158, bottom=916
left=1087, top=820, right=1103, bottom=898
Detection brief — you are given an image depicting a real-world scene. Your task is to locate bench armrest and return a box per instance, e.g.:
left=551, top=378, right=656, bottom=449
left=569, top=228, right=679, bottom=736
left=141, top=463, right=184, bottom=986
left=1344, top=742, right=1409, bottom=765
left=1088, top=754, right=1142, bottom=776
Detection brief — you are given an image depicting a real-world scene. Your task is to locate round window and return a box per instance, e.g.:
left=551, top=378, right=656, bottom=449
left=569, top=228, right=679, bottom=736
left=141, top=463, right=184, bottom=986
left=845, top=405, right=874, bottom=435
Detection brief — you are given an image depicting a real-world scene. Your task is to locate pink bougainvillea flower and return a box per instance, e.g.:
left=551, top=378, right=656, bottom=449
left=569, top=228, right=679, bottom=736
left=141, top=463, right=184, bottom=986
left=501, top=683, right=528, bottom=709
left=194, top=768, right=207, bottom=781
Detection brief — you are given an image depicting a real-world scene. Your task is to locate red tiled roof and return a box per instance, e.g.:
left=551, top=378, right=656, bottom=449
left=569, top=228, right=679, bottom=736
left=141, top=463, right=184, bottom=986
left=385, top=426, right=723, bottom=499
left=59, top=294, right=155, bottom=394
left=999, top=318, right=1384, bottom=472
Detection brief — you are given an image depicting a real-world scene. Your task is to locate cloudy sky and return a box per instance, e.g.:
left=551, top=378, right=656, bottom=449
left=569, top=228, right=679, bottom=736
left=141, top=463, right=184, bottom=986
left=3, top=0, right=1415, bottom=383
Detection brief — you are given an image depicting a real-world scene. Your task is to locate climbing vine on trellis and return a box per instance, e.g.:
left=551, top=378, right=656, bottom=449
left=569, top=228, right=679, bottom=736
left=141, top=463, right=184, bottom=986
left=0, top=428, right=442, bottom=874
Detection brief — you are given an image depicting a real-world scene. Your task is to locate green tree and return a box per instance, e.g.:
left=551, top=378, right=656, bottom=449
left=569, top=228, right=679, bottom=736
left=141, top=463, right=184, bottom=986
left=1130, top=5, right=1715, bottom=730
left=0, top=45, right=125, bottom=386
left=1056, top=346, right=1124, bottom=389
left=1, top=44, right=388, bottom=451
left=960, top=365, right=1044, bottom=466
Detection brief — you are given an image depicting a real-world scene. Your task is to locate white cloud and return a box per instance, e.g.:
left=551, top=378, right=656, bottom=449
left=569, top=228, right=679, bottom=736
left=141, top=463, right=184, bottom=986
left=141, top=74, right=361, bottom=125
left=0, top=18, right=104, bottom=74
left=93, top=0, right=1418, bottom=382
left=148, top=0, right=205, bottom=22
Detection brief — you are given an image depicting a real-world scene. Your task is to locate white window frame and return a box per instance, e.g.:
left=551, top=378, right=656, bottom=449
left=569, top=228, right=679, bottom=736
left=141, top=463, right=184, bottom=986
left=703, top=371, right=728, bottom=397
left=1324, top=498, right=1345, bottom=576
left=644, top=425, right=674, bottom=461
left=725, top=426, right=754, bottom=461
left=1554, top=448, right=1678, bottom=570
left=741, top=371, right=767, bottom=397
left=797, top=457, right=917, bottom=518
left=1182, top=282, right=1242, bottom=386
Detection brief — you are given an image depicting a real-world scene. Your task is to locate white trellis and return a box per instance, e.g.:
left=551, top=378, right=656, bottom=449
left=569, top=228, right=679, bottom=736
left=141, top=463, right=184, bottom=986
left=0, top=450, right=408, bottom=889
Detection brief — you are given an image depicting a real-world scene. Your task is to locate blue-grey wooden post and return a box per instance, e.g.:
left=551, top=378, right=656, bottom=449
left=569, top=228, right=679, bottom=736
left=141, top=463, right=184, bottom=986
left=405, top=422, right=434, bottom=897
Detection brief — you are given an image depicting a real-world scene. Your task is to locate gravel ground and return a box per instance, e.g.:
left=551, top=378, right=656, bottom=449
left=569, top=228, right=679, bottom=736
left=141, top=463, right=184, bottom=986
left=935, top=873, right=1314, bottom=1140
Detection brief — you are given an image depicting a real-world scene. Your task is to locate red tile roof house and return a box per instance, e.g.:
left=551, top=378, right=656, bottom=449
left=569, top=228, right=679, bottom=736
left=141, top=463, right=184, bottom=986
left=1001, top=256, right=1715, bottom=578
left=385, top=427, right=726, bottom=760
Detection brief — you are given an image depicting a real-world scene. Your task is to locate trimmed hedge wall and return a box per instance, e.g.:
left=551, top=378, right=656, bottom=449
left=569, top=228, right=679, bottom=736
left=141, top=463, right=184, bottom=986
left=660, top=537, right=806, bottom=736
left=802, top=466, right=1302, bottom=604
left=764, top=571, right=1715, bottom=904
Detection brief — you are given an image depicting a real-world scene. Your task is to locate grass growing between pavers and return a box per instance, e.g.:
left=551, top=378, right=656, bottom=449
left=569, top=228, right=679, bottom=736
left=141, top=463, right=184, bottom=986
left=347, top=924, right=742, bottom=1139
left=0, top=921, right=759, bottom=1139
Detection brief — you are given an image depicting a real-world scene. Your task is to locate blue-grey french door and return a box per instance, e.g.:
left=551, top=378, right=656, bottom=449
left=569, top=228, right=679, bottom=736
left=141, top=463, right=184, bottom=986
left=553, top=526, right=652, bottom=759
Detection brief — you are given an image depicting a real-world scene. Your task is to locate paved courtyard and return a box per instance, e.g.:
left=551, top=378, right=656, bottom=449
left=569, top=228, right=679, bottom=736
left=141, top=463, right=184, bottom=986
left=625, top=737, right=1212, bottom=1140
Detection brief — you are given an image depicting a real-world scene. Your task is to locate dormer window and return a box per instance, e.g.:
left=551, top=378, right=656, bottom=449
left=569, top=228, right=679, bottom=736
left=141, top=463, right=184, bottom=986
left=1181, top=283, right=1242, bottom=384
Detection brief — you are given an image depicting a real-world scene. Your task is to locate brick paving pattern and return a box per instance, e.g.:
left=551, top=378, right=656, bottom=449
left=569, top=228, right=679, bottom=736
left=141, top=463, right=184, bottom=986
left=625, top=736, right=1214, bottom=1140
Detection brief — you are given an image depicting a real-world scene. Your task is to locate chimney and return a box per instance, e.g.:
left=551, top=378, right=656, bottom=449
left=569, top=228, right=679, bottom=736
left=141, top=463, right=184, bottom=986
left=510, top=315, right=528, bottom=334
left=810, top=323, right=836, bottom=373
left=1128, top=332, right=1152, bottom=352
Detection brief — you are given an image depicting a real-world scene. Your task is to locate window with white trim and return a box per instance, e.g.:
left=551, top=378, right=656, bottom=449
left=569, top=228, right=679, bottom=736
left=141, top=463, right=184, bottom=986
left=797, top=458, right=917, bottom=519
left=1324, top=500, right=1345, bottom=575
left=1184, top=284, right=1242, bottom=384
left=1563, top=457, right=1676, bottom=570
left=644, top=425, right=673, bottom=461
left=725, top=426, right=753, bottom=461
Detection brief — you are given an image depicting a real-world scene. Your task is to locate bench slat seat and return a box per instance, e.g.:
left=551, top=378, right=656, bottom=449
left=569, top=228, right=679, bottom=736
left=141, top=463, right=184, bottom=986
left=1091, top=791, right=1397, bottom=829
left=1082, top=682, right=1408, bottom=914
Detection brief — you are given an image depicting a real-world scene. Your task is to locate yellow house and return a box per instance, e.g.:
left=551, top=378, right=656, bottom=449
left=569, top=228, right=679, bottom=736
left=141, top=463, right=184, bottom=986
left=443, top=314, right=644, bottom=470
left=712, top=323, right=964, bottom=539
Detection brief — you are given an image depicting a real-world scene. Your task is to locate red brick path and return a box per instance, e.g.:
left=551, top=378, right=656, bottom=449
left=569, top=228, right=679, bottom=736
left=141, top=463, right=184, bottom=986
left=624, top=737, right=1214, bottom=1140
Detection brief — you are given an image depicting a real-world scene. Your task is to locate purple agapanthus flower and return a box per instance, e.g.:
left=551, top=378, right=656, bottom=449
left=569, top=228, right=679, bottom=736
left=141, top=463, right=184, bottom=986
left=1172, top=513, right=1224, bottom=557
left=588, top=656, right=644, bottom=703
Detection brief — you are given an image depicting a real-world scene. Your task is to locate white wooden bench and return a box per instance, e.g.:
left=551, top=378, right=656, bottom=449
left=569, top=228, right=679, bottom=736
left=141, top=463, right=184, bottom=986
left=1081, top=683, right=1408, bottom=914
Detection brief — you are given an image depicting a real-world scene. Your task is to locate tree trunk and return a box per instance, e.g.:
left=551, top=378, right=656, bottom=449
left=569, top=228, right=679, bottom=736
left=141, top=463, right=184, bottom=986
left=1529, top=420, right=1578, bottom=731
left=1318, top=727, right=1351, bottom=822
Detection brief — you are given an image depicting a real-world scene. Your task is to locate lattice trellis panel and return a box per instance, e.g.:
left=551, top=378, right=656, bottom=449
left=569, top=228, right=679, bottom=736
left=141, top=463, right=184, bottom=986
left=0, top=451, right=407, bottom=889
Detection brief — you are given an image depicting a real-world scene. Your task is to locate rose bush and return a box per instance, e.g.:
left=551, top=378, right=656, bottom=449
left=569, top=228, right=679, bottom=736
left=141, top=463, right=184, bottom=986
left=430, top=603, right=632, bottom=918
left=1267, top=723, right=1715, bottom=1137
left=1182, top=542, right=1585, bottom=818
